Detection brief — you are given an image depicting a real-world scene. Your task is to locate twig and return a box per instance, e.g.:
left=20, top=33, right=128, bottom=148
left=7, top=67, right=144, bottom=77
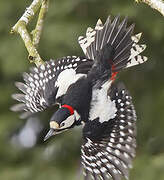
left=16, top=22, right=43, bottom=66
left=31, top=0, right=49, bottom=48
left=136, top=0, right=164, bottom=16
left=11, top=0, right=49, bottom=66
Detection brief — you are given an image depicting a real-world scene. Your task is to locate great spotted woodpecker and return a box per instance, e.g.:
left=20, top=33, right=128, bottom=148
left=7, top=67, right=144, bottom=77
left=11, top=15, right=147, bottom=180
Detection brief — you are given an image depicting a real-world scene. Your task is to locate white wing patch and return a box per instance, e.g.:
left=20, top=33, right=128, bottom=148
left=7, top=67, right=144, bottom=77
left=89, top=81, right=117, bottom=123
left=55, top=69, right=86, bottom=99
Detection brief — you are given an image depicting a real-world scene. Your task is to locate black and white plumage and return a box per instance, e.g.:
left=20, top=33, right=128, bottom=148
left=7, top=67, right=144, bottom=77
left=11, top=15, right=148, bottom=180
left=78, top=16, right=147, bottom=71
left=81, top=83, right=136, bottom=180
left=11, top=56, right=93, bottom=118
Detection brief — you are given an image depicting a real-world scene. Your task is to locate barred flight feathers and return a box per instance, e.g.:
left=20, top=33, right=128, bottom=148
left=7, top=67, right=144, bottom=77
left=11, top=57, right=93, bottom=118
left=11, top=14, right=147, bottom=180
left=81, top=83, right=136, bottom=180
left=78, top=16, right=147, bottom=73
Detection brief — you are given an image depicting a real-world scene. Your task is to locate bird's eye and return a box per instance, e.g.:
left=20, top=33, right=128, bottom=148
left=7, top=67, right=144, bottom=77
left=60, top=122, right=65, bottom=127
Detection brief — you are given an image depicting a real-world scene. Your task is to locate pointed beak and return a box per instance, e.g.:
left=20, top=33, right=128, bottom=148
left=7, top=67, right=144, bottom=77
left=44, top=129, right=55, bottom=141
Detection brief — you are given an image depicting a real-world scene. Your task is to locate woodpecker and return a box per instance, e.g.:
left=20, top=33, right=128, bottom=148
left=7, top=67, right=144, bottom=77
left=11, top=15, right=147, bottom=180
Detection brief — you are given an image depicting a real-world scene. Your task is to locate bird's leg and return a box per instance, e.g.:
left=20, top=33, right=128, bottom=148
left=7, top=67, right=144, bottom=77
left=11, top=0, right=49, bottom=67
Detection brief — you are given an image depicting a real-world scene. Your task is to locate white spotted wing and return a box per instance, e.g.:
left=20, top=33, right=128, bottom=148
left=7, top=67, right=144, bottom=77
left=11, top=56, right=93, bottom=118
left=81, top=82, right=136, bottom=180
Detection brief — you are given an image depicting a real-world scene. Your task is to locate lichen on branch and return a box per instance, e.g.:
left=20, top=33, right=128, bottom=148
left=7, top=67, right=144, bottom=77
left=11, top=0, right=49, bottom=67
left=32, top=0, right=49, bottom=48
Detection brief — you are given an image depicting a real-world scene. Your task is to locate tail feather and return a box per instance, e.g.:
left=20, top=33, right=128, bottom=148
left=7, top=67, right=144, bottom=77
left=111, top=17, right=128, bottom=46
left=131, top=33, right=142, bottom=43
left=126, top=55, right=148, bottom=68
left=78, top=19, right=103, bottom=60
left=85, top=27, right=96, bottom=59
left=78, top=15, right=147, bottom=75
left=106, top=15, right=120, bottom=46
left=114, top=24, right=135, bottom=59
left=99, top=17, right=111, bottom=49
left=95, top=19, right=103, bottom=52
left=129, top=44, right=146, bottom=59
left=114, top=40, right=133, bottom=61
left=113, top=42, right=146, bottom=71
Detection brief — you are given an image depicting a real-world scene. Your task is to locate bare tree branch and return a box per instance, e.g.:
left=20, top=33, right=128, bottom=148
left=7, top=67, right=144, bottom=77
left=11, top=0, right=49, bottom=67
left=32, top=0, right=49, bottom=48
left=136, top=0, right=164, bottom=16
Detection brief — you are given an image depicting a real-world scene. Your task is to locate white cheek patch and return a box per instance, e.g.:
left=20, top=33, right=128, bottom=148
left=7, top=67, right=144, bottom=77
left=60, top=115, right=75, bottom=129
left=55, top=69, right=86, bottom=99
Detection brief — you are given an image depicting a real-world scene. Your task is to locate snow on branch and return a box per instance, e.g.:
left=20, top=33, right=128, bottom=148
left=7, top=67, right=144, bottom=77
left=136, top=0, right=164, bottom=16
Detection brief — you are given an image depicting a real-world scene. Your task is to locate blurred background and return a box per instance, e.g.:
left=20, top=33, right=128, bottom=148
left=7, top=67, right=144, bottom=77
left=0, top=0, right=164, bottom=179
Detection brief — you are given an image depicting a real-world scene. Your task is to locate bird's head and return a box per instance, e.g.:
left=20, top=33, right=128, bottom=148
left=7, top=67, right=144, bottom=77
left=44, top=104, right=80, bottom=141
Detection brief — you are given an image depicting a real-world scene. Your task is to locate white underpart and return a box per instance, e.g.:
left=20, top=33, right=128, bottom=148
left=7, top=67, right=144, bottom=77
left=89, top=81, right=117, bottom=123
left=55, top=69, right=86, bottom=99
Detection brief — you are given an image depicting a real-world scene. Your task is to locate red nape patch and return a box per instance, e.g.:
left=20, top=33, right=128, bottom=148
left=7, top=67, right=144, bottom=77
left=111, top=72, right=118, bottom=81
left=61, top=104, right=74, bottom=115
left=111, top=65, right=118, bottom=81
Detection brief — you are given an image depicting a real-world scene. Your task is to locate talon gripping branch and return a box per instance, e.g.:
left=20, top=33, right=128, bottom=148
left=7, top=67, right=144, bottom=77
left=11, top=15, right=147, bottom=180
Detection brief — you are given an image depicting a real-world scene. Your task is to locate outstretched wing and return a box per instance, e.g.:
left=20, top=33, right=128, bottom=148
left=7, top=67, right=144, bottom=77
left=11, top=56, right=93, bottom=119
left=78, top=16, right=147, bottom=72
left=81, top=83, right=136, bottom=180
